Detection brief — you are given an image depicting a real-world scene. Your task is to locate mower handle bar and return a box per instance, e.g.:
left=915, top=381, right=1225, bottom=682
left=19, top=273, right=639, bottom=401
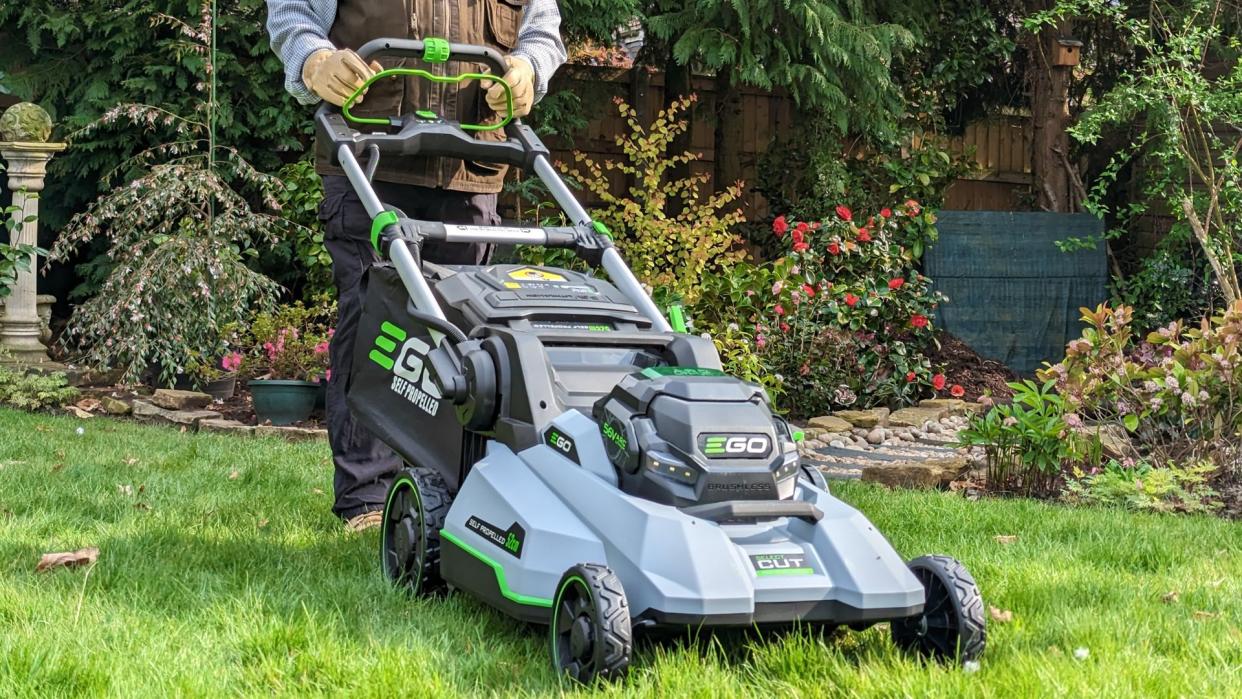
left=356, top=37, right=508, bottom=77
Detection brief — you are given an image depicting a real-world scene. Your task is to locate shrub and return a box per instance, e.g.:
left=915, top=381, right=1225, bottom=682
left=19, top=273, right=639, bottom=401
left=570, top=95, right=746, bottom=307
left=1041, top=302, right=1242, bottom=467
left=48, top=7, right=295, bottom=386
left=956, top=380, right=1094, bottom=497
left=242, top=300, right=334, bottom=382
left=694, top=202, right=950, bottom=416
left=1064, top=459, right=1221, bottom=515
left=264, top=157, right=334, bottom=300
left=0, top=366, right=78, bottom=411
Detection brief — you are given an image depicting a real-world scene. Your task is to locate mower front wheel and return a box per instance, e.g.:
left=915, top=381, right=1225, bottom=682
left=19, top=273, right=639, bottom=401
left=891, top=555, right=986, bottom=663
left=551, top=563, right=632, bottom=684
left=380, top=466, right=452, bottom=595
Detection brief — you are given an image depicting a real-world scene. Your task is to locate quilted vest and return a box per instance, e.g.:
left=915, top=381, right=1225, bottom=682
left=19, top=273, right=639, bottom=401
left=316, top=0, right=527, bottom=193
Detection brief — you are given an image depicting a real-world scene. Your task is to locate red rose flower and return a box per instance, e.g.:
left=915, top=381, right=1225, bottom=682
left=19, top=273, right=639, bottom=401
left=888, top=278, right=905, bottom=290
left=950, top=384, right=966, bottom=398
left=857, top=228, right=872, bottom=243
left=780, top=322, right=791, bottom=333
left=791, top=229, right=805, bottom=245
left=844, top=293, right=860, bottom=307
left=932, top=374, right=946, bottom=391
left=801, top=284, right=816, bottom=298
left=904, top=199, right=921, bottom=215
left=880, top=207, right=893, bottom=219
left=795, top=221, right=809, bottom=234
left=911, top=314, right=929, bottom=328
left=906, top=371, right=916, bottom=382
left=793, top=242, right=809, bottom=253
left=773, top=215, right=788, bottom=237
left=827, top=241, right=841, bottom=255
left=835, top=204, right=853, bottom=221
left=774, top=304, right=786, bottom=316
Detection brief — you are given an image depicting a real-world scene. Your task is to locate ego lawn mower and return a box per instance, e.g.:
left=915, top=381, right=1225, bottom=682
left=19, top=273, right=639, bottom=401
left=319, top=38, right=986, bottom=683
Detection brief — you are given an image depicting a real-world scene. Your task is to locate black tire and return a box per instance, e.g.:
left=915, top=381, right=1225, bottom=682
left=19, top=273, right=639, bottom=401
left=380, top=466, right=452, bottom=595
left=800, top=463, right=829, bottom=490
left=551, top=563, right=632, bottom=684
left=891, top=555, right=986, bottom=663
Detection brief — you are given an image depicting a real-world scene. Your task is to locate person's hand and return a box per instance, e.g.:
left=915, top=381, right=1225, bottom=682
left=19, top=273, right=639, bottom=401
left=302, top=48, right=382, bottom=106
left=484, top=55, right=535, bottom=118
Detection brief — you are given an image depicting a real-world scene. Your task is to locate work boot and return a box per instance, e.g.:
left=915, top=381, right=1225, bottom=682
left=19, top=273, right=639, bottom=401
left=344, top=510, right=383, bottom=533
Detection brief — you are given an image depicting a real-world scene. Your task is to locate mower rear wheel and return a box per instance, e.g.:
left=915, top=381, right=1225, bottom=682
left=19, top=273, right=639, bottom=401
left=891, top=555, right=986, bottom=663
left=551, top=563, right=632, bottom=684
left=380, top=466, right=452, bottom=595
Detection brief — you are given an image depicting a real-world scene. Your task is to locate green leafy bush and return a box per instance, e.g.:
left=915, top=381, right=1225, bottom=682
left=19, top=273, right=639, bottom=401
left=240, top=299, right=335, bottom=382
left=570, top=95, right=746, bottom=307
left=1064, top=459, right=1220, bottom=514
left=957, top=380, right=1093, bottom=497
left=0, top=367, right=78, bottom=411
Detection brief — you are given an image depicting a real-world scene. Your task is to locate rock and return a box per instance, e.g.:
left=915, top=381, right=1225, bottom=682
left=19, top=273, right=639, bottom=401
left=861, top=454, right=970, bottom=489
left=865, top=428, right=885, bottom=445
left=1079, top=423, right=1134, bottom=459
left=132, top=400, right=220, bottom=428
left=890, top=406, right=948, bottom=428
left=964, top=402, right=987, bottom=415
left=199, top=419, right=255, bottom=436
left=829, top=439, right=846, bottom=449
left=151, top=389, right=213, bottom=411
left=255, top=425, right=327, bottom=442
left=101, top=396, right=132, bottom=416
left=808, top=415, right=854, bottom=433
left=918, top=398, right=968, bottom=416
left=836, top=408, right=890, bottom=428
left=925, top=421, right=943, bottom=434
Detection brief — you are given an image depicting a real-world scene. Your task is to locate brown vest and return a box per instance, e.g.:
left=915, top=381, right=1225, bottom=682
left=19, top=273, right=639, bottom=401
left=316, top=0, right=527, bottom=193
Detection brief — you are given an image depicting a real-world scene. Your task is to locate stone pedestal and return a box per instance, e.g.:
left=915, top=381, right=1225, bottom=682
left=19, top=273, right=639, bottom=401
left=1, top=141, right=66, bottom=363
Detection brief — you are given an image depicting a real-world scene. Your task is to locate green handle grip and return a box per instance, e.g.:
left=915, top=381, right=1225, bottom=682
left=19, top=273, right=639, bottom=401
left=341, top=68, right=514, bottom=132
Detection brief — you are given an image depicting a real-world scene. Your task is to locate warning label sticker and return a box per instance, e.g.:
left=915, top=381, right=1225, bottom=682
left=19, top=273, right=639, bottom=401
left=508, top=267, right=567, bottom=283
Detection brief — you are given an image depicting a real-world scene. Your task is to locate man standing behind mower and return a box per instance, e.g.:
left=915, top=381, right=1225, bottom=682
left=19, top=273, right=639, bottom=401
left=266, top=0, right=566, bottom=531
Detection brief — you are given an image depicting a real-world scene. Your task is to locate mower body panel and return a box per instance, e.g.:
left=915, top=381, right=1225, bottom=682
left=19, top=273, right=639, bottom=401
left=440, top=410, right=925, bottom=628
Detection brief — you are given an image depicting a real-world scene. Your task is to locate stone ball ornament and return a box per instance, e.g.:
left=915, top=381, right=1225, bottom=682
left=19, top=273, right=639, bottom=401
left=0, top=102, right=55, bottom=143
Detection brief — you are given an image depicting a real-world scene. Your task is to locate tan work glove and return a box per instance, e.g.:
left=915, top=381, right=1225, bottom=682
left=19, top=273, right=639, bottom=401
left=484, top=55, right=536, bottom=118
left=302, top=48, right=382, bottom=106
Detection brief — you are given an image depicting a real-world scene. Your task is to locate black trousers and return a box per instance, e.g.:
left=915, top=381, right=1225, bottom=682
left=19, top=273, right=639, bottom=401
left=320, top=175, right=497, bottom=519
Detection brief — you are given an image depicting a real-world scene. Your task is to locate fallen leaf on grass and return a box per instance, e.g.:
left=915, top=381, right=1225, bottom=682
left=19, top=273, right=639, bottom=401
left=74, top=398, right=101, bottom=412
left=311, top=488, right=324, bottom=495
left=1208, top=577, right=1225, bottom=588
left=117, top=484, right=134, bottom=496
left=988, top=606, right=1013, bottom=623
left=66, top=406, right=94, bottom=419
left=1161, top=591, right=1180, bottom=604
left=993, top=535, right=1018, bottom=545
left=257, top=518, right=270, bottom=529
left=123, top=457, right=139, bottom=466
left=36, top=547, right=99, bottom=573
left=228, top=470, right=240, bottom=481
left=133, top=502, right=150, bottom=511
left=1193, top=611, right=1219, bottom=620
left=35, top=424, right=49, bottom=432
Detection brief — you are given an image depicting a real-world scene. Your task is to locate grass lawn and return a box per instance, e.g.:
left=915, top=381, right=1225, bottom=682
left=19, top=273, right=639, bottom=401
left=0, top=408, right=1239, bottom=697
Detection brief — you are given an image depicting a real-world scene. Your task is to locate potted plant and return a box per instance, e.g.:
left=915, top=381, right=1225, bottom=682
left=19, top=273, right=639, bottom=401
left=245, top=303, right=333, bottom=426
left=181, top=351, right=244, bottom=400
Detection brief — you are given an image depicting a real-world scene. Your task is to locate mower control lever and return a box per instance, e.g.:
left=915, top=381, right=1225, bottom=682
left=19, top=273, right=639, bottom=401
left=426, top=340, right=499, bottom=431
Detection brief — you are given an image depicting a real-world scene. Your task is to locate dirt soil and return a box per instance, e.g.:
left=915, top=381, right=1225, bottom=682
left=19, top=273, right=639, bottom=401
left=929, top=333, right=1018, bottom=402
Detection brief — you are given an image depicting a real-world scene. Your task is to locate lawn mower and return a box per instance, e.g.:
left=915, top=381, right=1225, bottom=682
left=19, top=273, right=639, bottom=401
left=319, top=38, right=987, bottom=683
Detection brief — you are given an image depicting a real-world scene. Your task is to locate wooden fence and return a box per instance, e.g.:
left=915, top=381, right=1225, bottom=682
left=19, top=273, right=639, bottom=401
left=506, top=65, right=1036, bottom=219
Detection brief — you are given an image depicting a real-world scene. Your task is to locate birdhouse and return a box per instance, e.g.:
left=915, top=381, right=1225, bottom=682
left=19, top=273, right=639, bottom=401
left=1053, top=38, right=1082, bottom=67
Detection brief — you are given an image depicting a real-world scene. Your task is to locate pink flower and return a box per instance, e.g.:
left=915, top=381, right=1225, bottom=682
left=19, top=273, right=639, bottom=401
left=801, top=284, right=816, bottom=298
left=756, top=334, right=767, bottom=349
left=835, top=204, right=853, bottom=222
left=780, top=322, right=790, bottom=333
left=906, top=371, right=916, bottom=382
left=221, top=352, right=243, bottom=373
left=844, top=293, right=860, bottom=307
left=880, top=207, right=893, bottom=219
left=932, top=374, right=946, bottom=391
left=793, top=241, right=809, bottom=253
left=325, top=369, right=332, bottom=381
left=911, top=314, right=929, bottom=329
left=950, top=384, right=966, bottom=398
left=827, top=241, right=841, bottom=255
left=857, top=228, right=872, bottom=243
left=314, top=341, right=330, bottom=355
left=774, top=304, right=786, bottom=316
left=888, top=278, right=905, bottom=290
left=904, top=199, right=922, bottom=215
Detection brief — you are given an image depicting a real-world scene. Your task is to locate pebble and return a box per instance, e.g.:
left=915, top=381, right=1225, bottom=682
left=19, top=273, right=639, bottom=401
left=829, top=440, right=846, bottom=449
left=926, top=422, right=942, bottom=434
left=75, top=427, right=85, bottom=436
left=865, top=429, right=885, bottom=445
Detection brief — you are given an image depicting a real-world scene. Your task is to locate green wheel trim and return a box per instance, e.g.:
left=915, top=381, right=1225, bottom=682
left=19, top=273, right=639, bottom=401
left=381, top=476, right=425, bottom=592
left=551, top=574, right=589, bottom=671
left=440, top=529, right=554, bottom=607
left=422, top=37, right=450, bottom=63
left=343, top=68, right=513, bottom=131
left=370, top=210, right=399, bottom=253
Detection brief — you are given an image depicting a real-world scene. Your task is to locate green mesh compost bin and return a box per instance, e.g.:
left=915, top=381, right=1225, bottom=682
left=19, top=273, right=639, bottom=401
left=923, top=211, right=1107, bottom=374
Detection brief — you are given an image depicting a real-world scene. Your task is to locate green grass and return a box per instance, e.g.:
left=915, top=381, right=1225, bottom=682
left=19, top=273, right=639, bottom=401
left=0, top=408, right=1239, bottom=698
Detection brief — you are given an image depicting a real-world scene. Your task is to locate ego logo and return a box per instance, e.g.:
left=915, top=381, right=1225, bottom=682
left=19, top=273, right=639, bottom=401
left=544, top=429, right=580, bottom=464
left=699, top=433, right=772, bottom=459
